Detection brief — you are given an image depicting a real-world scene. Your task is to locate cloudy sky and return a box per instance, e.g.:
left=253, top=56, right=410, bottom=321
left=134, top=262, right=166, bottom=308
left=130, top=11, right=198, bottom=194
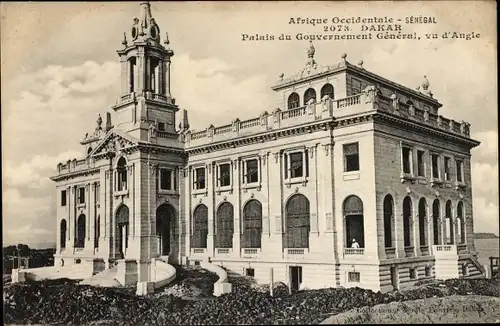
left=1, top=1, right=497, bottom=247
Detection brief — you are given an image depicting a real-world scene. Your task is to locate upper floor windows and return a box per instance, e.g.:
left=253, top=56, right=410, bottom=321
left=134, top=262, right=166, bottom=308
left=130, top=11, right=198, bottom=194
left=217, top=163, right=231, bottom=187
left=61, top=190, right=67, bottom=206
left=456, top=160, right=464, bottom=183
left=402, top=146, right=412, bottom=174
left=116, top=157, right=128, bottom=191
left=417, top=150, right=425, bottom=177
left=344, top=143, right=360, bottom=172
left=288, top=92, right=300, bottom=110
left=444, top=156, right=452, bottom=181
left=320, top=83, right=334, bottom=100
left=304, top=88, right=317, bottom=105
left=284, top=150, right=309, bottom=179
left=77, top=187, right=85, bottom=204
left=431, top=154, right=440, bottom=179
left=158, top=122, right=166, bottom=131
left=159, top=168, right=176, bottom=191
left=194, top=167, right=206, bottom=190
left=351, top=78, right=370, bottom=95
left=244, top=159, right=259, bottom=184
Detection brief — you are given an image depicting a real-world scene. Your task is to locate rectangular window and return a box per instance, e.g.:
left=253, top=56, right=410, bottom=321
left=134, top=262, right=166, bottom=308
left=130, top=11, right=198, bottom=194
left=417, top=150, right=425, bottom=177
left=425, top=266, right=432, bottom=277
left=409, top=268, right=417, bottom=279
left=444, top=157, right=451, bottom=181
left=348, top=272, right=360, bottom=282
left=344, top=143, right=360, bottom=172
left=402, top=147, right=412, bottom=174
left=456, top=160, right=463, bottom=182
left=245, top=159, right=259, bottom=184
left=431, top=154, right=440, bottom=179
left=194, top=168, right=206, bottom=190
left=78, top=188, right=85, bottom=204
left=61, top=190, right=67, bottom=206
left=290, top=152, right=303, bottom=178
left=245, top=268, right=255, bottom=277
left=218, top=163, right=231, bottom=187
left=160, top=169, right=173, bottom=190
left=158, top=122, right=166, bottom=131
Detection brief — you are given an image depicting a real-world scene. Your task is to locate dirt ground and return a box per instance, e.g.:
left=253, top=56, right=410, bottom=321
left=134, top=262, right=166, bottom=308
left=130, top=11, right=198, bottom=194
left=321, top=295, right=500, bottom=324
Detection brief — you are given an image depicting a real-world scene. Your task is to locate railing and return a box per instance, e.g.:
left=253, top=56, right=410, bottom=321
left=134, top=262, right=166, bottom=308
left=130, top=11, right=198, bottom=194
left=216, top=248, right=231, bottom=254
left=214, top=124, right=232, bottom=135
left=242, top=248, right=259, bottom=255
left=344, top=248, right=364, bottom=255
left=281, top=107, right=306, bottom=120
left=285, top=248, right=307, bottom=255
left=337, top=94, right=361, bottom=108
left=433, top=244, right=458, bottom=256
left=75, top=248, right=84, bottom=253
left=404, top=246, right=414, bottom=257
left=191, top=130, right=207, bottom=140
left=240, top=118, right=260, bottom=129
left=192, top=248, right=206, bottom=254
left=385, top=247, right=396, bottom=258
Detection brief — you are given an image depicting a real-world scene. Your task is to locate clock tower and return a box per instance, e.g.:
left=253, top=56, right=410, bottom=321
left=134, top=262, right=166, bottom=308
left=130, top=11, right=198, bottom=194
left=112, top=1, right=178, bottom=141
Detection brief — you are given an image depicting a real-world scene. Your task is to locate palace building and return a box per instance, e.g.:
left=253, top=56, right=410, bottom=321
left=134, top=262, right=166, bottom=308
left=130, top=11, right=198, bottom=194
left=51, top=2, right=485, bottom=293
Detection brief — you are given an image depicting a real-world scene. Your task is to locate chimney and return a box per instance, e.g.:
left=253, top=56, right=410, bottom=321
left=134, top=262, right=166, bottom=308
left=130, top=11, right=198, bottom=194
left=105, top=112, right=113, bottom=132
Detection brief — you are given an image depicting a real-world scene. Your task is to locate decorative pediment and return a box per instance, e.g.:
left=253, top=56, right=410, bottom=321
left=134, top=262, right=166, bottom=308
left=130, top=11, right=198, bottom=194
left=89, top=130, right=139, bottom=158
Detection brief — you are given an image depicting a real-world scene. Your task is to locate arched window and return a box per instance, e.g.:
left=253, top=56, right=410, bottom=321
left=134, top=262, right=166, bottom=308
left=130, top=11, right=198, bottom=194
left=216, top=202, right=234, bottom=249
left=192, top=204, right=208, bottom=248
left=403, top=196, right=412, bottom=248
left=117, top=157, right=127, bottom=191
left=445, top=200, right=454, bottom=244
left=344, top=195, right=364, bottom=248
left=432, top=199, right=441, bottom=245
left=60, top=219, right=67, bottom=249
left=320, top=83, right=334, bottom=100
left=418, top=198, right=427, bottom=246
left=303, top=88, right=317, bottom=105
left=76, top=214, right=85, bottom=248
left=457, top=201, right=465, bottom=244
left=285, top=194, right=310, bottom=248
left=243, top=200, right=262, bottom=248
left=116, top=205, right=129, bottom=257
left=288, top=92, right=300, bottom=110
left=156, top=204, right=175, bottom=256
left=149, top=57, right=161, bottom=94
left=383, top=195, right=394, bottom=248
left=94, top=215, right=100, bottom=248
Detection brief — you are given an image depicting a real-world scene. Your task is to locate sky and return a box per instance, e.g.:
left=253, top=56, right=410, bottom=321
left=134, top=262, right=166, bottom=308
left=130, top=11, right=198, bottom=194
left=1, top=1, right=498, bottom=247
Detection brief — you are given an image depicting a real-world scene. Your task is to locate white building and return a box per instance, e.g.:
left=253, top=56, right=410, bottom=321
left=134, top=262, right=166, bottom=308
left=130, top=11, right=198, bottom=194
left=51, top=2, right=485, bottom=294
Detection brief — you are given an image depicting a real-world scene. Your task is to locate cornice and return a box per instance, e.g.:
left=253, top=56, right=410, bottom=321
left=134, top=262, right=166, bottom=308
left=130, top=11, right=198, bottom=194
left=50, top=168, right=100, bottom=182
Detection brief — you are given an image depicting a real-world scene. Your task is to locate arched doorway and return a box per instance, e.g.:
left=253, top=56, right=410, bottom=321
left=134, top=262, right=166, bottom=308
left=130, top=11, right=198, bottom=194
left=383, top=195, right=394, bottom=248
left=432, top=199, right=441, bottom=245
left=285, top=194, right=310, bottom=249
left=76, top=214, right=85, bottom=248
left=60, top=219, right=67, bottom=249
left=242, top=200, right=262, bottom=248
left=343, top=195, right=364, bottom=248
left=116, top=206, right=129, bottom=257
left=403, top=196, right=413, bottom=248
left=156, top=204, right=175, bottom=256
left=445, top=200, right=454, bottom=244
left=215, top=202, right=234, bottom=249
left=192, top=204, right=208, bottom=248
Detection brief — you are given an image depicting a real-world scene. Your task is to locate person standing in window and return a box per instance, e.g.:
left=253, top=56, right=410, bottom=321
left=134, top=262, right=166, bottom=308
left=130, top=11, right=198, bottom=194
left=351, top=239, right=360, bottom=248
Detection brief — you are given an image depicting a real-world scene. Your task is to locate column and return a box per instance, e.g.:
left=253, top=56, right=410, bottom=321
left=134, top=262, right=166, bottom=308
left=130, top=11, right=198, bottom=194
left=260, top=155, right=270, bottom=236
left=121, top=58, right=128, bottom=96
left=233, top=159, right=241, bottom=255
left=158, top=60, right=164, bottom=96
left=409, top=149, right=414, bottom=175
left=165, top=60, right=171, bottom=97
left=308, top=148, right=319, bottom=234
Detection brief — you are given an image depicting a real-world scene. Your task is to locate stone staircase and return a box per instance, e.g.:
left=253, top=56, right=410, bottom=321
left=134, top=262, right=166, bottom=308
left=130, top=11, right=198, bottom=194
left=80, top=267, right=120, bottom=287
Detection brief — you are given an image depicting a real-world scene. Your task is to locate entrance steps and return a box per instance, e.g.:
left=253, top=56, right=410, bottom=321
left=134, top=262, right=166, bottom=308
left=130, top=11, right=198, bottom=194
left=80, top=267, right=120, bottom=287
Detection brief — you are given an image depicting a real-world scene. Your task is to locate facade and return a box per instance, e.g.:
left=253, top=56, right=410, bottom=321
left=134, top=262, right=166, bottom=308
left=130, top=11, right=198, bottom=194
left=51, top=2, right=484, bottom=293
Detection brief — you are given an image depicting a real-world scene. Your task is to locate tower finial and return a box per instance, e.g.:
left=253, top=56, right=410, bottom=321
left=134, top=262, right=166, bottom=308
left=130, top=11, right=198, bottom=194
left=121, top=32, right=128, bottom=47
